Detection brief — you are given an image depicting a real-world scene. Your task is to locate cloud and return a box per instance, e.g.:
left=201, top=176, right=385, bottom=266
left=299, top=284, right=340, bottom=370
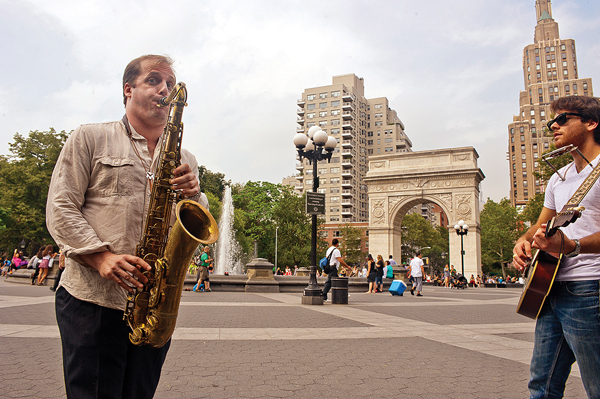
left=1, top=0, right=599, bottom=203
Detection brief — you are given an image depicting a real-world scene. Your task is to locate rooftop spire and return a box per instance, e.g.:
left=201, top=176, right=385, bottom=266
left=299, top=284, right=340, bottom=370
left=535, top=0, right=553, bottom=22
left=534, top=0, right=559, bottom=42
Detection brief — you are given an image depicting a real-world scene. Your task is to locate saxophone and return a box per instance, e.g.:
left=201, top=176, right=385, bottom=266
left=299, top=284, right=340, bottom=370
left=123, top=83, right=219, bottom=348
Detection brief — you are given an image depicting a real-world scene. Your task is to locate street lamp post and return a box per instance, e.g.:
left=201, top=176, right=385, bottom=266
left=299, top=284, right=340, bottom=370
left=293, top=126, right=337, bottom=305
left=454, top=220, right=469, bottom=277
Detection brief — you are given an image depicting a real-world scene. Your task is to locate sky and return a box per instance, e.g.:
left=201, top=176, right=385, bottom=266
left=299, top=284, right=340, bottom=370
left=1, top=0, right=599, bottom=202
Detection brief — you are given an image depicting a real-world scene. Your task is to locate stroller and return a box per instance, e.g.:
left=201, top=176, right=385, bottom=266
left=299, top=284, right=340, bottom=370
left=453, top=274, right=468, bottom=289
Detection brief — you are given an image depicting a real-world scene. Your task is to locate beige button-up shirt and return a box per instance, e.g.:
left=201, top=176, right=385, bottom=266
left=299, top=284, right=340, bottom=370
left=46, top=120, right=199, bottom=310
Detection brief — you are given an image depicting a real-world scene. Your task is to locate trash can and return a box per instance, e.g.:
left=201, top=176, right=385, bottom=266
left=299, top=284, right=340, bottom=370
left=331, top=277, right=348, bottom=304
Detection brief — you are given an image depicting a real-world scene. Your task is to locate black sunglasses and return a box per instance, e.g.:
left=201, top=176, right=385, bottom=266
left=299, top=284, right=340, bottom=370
left=546, top=112, right=584, bottom=131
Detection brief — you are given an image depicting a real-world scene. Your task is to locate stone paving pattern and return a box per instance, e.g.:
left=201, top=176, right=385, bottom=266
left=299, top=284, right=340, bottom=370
left=0, top=280, right=589, bottom=398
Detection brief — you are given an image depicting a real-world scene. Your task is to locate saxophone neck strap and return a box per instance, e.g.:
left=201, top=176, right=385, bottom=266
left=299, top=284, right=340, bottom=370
left=122, top=114, right=133, bottom=137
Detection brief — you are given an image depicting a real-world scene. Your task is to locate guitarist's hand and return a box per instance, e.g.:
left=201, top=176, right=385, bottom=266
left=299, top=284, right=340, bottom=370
left=513, top=239, right=533, bottom=271
left=533, top=224, right=576, bottom=257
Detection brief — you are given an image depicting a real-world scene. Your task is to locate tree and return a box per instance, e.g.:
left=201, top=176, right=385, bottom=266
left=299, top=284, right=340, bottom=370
left=480, top=198, right=524, bottom=278
left=205, top=191, right=222, bottom=224
left=232, top=181, right=285, bottom=262
left=198, top=165, right=229, bottom=200
left=272, top=190, right=312, bottom=268
left=400, top=213, right=443, bottom=264
left=0, top=129, right=69, bottom=255
left=338, top=223, right=365, bottom=266
left=519, top=192, right=545, bottom=227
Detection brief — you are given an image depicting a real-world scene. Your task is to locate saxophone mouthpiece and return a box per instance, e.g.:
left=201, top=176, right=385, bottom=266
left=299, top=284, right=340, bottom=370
left=157, top=97, right=168, bottom=108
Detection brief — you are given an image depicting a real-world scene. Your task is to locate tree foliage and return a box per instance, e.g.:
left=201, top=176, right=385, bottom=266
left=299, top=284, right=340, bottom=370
left=480, top=198, right=524, bottom=278
left=0, top=129, right=69, bottom=256
left=272, top=190, right=313, bottom=268
left=231, top=181, right=316, bottom=268
left=400, top=212, right=448, bottom=274
left=338, top=223, right=365, bottom=266
left=198, top=165, right=229, bottom=200
left=519, top=192, right=545, bottom=227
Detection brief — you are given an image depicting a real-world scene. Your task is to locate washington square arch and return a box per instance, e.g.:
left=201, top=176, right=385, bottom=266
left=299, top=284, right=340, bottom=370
left=364, top=147, right=485, bottom=279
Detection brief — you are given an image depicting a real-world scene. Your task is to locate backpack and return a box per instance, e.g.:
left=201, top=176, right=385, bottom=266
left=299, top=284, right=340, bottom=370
left=319, top=247, right=335, bottom=274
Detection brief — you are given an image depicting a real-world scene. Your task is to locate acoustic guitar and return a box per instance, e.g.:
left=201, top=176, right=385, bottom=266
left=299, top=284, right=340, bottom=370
left=516, top=208, right=583, bottom=319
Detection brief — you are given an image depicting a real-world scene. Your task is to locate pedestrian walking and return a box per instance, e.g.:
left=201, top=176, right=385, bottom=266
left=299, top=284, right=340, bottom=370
left=322, top=239, right=351, bottom=301
left=409, top=252, right=425, bottom=297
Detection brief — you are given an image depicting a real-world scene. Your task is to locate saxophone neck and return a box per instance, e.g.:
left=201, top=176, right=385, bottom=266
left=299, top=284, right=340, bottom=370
left=158, top=82, right=187, bottom=107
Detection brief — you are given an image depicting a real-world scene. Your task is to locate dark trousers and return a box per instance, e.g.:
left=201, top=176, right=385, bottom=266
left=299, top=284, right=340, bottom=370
left=51, top=267, right=64, bottom=290
left=322, top=268, right=336, bottom=299
left=55, top=288, right=170, bottom=399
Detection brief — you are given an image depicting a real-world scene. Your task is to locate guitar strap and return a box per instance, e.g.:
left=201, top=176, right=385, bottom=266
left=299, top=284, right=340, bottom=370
left=561, top=158, right=600, bottom=211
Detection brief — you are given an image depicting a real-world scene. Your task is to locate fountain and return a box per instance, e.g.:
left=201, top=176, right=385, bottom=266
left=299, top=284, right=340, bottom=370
left=214, top=186, right=244, bottom=275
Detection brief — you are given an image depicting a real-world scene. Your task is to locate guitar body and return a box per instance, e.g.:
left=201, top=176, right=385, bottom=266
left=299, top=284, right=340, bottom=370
left=516, top=250, right=562, bottom=319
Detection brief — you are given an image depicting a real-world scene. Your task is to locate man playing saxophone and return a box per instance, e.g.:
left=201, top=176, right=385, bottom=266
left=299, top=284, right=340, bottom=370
left=47, top=54, right=200, bottom=399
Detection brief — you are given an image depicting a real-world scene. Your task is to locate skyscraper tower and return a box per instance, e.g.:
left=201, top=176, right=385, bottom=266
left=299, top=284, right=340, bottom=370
left=295, top=74, right=412, bottom=238
left=508, top=0, right=593, bottom=207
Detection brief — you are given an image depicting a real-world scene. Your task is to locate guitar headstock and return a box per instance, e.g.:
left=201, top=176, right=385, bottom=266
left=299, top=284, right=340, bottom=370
left=545, top=206, right=584, bottom=237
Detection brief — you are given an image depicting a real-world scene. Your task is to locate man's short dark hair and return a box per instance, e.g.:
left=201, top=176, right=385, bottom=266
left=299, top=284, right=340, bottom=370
left=389, top=255, right=393, bottom=259
left=415, top=251, right=421, bottom=256
left=122, top=55, right=174, bottom=106
left=551, top=96, right=600, bottom=144
left=332, top=239, right=339, bottom=246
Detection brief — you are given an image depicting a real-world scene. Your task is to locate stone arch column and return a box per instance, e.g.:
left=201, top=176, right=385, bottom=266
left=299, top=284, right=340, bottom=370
left=364, top=147, right=485, bottom=278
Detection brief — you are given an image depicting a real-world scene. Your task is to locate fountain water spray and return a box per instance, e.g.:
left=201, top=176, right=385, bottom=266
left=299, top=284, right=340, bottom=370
left=215, top=186, right=244, bottom=275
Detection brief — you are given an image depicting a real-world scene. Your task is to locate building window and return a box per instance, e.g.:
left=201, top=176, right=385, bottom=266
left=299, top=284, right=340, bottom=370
left=385, top=147, right=393, bottom=152
left=330, top=216, right=340, bottom=222
left=330, top=177, right=340, bottom=184
left=319, top=121, right=327, bottom=126
left=307, top=104, right=315, bottom=110
left=330, top=187, right=340, bottom=194
left=330, top=196, right=339, bottom=203
left=331, top=100, right=340, bottom=107
left=331, top=109, right=340, bottom=116
left=319, top=92, right=327, bottom=99
left=330, top=167, right=340, bottom=174
left=521, top=135, right=525, bottom=142
left=319, top=102, right=327, bottom=109
left=331, top=91, right=340, bottom=97
left=307, top=94, right=316, bottom=101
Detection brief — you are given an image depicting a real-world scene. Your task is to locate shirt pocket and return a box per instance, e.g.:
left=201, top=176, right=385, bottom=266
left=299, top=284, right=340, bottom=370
left=96, top=157, right=135, bottom=197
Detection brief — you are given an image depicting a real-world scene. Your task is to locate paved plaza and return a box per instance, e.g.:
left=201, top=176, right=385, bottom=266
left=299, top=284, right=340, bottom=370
left=0, top=279, right=588, bottom=399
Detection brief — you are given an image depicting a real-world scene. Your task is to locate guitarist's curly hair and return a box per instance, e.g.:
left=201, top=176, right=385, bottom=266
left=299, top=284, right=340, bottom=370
left=551, top=96, right=600, bottom=144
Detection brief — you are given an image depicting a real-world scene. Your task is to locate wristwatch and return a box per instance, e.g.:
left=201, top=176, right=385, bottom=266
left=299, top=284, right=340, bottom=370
left=565, top=238, right=581, bottom=258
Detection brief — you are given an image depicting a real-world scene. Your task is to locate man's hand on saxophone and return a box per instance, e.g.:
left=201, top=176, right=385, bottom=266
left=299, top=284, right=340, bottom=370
left=80, top=251, right=151, bottom=293
left=171, top=163, right=200, bottom=198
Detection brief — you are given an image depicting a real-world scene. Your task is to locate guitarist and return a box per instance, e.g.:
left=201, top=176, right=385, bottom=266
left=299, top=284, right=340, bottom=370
left=513, top=96, right=600, bottom=399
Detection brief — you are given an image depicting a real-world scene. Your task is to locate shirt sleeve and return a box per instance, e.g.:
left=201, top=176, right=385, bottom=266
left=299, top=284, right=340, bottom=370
left=46, top=126, right=114, bottom=264
left=181, top=148, right=201, bottom=203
